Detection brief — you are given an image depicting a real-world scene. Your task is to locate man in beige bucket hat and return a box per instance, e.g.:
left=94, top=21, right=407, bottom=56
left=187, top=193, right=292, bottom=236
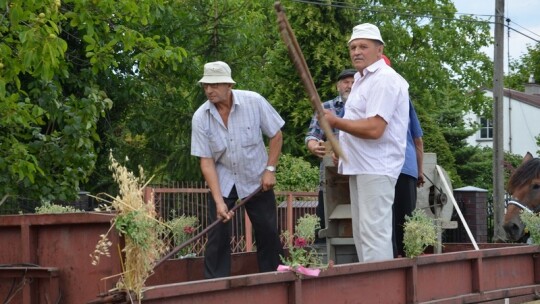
left=323, top=23, right=410, bottom=263
left=191, top=61, right=284, bottom=278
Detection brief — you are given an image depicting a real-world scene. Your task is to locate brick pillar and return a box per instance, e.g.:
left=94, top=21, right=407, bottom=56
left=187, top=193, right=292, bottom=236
left=453, top=186, right=489, bottom=243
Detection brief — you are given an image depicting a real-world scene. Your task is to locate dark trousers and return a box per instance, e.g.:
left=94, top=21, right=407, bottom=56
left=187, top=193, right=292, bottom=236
left=315, top=190, right=326, bottom=243
left=392, top=174, right=418, bottom=258
left=204, top=186, right=283, bottom=279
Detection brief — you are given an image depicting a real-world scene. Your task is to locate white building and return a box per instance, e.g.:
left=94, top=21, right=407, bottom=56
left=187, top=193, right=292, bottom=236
left=464, top=78, right=540, bottom=157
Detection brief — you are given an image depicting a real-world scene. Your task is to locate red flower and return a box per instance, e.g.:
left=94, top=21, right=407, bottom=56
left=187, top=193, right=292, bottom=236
left=294, top=237, right=307, bottom=248
left=183, top=226, right=195, bottom=234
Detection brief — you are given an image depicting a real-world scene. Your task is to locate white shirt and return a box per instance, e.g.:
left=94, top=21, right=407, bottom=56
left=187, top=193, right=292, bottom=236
left=191, top=90, right=284, bottom=198
left=338, top=59, right=409, bottom=179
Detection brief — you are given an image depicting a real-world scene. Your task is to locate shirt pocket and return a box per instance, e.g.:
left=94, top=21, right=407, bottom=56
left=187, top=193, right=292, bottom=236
left=206, top=130, right=226, bottom=159
left=240, top=125, right=259, bottom=148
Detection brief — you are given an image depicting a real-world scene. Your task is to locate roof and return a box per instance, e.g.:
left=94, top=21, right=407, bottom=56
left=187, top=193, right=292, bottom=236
left=454, top=186, right=488, bottom=192
left=484, top=87, right=540, bottom=109
left=502, top=88, right=540, bottom=109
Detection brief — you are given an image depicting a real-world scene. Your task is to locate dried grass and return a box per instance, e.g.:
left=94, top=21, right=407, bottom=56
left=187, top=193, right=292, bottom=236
left=90, top=152, right=168, bottom=302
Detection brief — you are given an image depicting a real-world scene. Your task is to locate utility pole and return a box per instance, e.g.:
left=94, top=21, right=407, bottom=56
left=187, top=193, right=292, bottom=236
left=492, top=0, right=506, bottom=242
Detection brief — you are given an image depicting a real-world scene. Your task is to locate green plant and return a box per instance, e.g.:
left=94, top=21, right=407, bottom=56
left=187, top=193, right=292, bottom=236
left=280, top=214, right=323, bottom=269
left=90, top=152, right=166, bottom=300
left=275, top=153, right=319, bottom=192
left=520, top=212, right=540, bottom=244
left=165, top=214, right=199, bottom=258
left=35, top=202, right=82, bottom=214
left=403, top=209, right=437, bottom=258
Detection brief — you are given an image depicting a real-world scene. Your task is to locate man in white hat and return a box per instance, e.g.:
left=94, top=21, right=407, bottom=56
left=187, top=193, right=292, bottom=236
left=191, top=61, right=284, bottom=278
left=324, top=23, right=410, bottom=262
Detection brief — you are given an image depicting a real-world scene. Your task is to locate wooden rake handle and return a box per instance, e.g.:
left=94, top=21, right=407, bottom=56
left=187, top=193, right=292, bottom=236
left=153, top=186, right=262, bottom=270
left=274, top=1, right=346, bottom=162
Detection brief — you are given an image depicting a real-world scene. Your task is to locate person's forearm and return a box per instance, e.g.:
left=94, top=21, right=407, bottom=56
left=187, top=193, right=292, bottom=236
left=200, top=158, right=223, bottom=203
left=325, top=111, right=386, bottom=139
left=267, top=130, right=283, bottom=167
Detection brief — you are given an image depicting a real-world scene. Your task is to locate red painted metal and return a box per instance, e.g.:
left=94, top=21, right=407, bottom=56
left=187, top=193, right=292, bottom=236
left=0, top=213, right=123, bottom=304
left=88, top=244, right=540, bottom=304
left=0, top=267, right=60, bottom=304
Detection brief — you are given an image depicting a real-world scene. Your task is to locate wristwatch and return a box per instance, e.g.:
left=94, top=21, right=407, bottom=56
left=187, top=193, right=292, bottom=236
left=265, top=165, right=276, bottom=172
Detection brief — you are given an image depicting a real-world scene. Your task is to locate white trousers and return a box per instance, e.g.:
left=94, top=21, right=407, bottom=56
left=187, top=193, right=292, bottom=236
left=349, top=174, right=396, bottom=262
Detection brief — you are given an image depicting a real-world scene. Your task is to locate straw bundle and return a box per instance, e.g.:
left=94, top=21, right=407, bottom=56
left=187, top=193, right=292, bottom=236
left=91, top=152, right=167, bottom=302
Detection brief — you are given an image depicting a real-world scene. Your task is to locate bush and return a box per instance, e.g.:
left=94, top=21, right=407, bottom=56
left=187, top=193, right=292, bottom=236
left=275, top=153, right=318, bottom=192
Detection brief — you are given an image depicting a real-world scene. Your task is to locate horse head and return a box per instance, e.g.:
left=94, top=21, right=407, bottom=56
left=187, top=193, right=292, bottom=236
left=502, top=153, right=540, bottom=242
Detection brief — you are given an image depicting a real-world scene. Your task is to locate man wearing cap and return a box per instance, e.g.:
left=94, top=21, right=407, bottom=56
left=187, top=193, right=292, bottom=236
left=324, top=23, right=409, bottom=262
left=191, top=61, right=284, bottom=278
left=305, top=68, right=355, bottom=243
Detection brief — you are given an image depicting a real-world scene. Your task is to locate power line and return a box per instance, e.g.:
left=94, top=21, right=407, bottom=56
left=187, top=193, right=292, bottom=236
left=508, top=20, right=540, bottom=39
left=289, top=0, right=540, bottom=44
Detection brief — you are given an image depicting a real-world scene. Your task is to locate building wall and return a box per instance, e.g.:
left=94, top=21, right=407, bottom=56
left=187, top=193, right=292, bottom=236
left=464, top=90, right=540, bottom=156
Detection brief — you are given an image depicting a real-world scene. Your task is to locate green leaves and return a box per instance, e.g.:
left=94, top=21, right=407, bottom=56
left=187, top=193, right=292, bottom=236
left=403, top=209, right=437, bottom=258
left=0, top=0, right=187, bottom=204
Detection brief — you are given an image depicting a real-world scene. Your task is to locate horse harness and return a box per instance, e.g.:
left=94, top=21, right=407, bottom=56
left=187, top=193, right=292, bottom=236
left=507, top=199, right=540, bottom=214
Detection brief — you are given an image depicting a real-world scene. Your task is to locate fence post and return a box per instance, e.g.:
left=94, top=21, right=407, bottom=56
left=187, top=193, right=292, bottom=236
left=287, top=193, right=293, bottom=244
left=144, top=187, right=154, bottom=204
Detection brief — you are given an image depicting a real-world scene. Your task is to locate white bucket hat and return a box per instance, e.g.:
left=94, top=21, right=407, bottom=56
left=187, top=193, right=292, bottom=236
left=348, top=23, right=385, bottom=45
left=198, top=61, right=236, bottom=84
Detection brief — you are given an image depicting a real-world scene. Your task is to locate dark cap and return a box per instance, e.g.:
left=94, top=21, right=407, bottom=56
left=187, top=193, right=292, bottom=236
left=337, top=69, right=357, bottom=81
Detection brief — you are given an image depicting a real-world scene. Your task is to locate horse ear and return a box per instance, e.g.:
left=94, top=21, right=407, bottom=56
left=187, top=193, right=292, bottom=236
left=523, top=152, right=534, bottom=163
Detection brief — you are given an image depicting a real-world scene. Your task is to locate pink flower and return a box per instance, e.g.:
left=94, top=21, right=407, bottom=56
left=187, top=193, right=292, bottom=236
left=294, top=237, right=307, bottom=248
left=183, top=226, right=195, bottom=234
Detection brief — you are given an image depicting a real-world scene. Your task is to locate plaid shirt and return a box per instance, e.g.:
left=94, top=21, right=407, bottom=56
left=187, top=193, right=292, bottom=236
left=305, top=96, right=345, bottom=190
left=305, top=96, right=345, bottom=144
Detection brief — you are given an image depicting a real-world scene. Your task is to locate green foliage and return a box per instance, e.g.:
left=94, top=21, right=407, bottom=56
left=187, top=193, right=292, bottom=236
left=35, top=202, right=82, bottom=214
left=280, top=214, right=323, bottom=268
left=456, top=147, right=527, bottom=192
left=114, top=210, right=156, bottom=249
left=0, top=0, right=187, bottom=202
left=275, top=154, right=319, bottom=192
left=416, top=105, right=461, bottom=184
left=165, top=214, right=199, bottom=258
left=520, top=212, right=540, bottom=245
left=403, top=209, right=437, bottom=258
left=3, top=0, right=501, bottom=204
left=537, top=135, right=540, bottom=157
left=506, top=43, right=540, bottom=91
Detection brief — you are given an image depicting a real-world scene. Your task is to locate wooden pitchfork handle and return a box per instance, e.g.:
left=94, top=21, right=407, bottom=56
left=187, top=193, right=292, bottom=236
left=274, top=1, right=347, bottom=162
left=153, top=186, right=262, bottom=269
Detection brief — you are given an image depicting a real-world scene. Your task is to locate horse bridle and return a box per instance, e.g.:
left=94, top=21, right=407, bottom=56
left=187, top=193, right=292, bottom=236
left=506, top=199, right=540, bottom=214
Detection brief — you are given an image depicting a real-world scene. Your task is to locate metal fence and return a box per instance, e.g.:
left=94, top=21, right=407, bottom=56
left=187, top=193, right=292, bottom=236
left=143, top=182, right=318, bottom=256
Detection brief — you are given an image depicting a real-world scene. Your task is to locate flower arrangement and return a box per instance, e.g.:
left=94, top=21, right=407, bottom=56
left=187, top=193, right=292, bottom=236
left=279, top=214, right=326, bottom=275
left=165, top=212, right=200, bottom=258
left=403, top=209, right=438, bottom=258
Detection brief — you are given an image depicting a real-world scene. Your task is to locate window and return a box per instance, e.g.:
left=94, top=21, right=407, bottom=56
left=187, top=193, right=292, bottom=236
left=479, top=117, right=493, bottom=139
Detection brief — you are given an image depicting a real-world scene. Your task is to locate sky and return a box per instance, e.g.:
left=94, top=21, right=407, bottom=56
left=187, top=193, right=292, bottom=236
left=451, top=0, right=540, bottom=70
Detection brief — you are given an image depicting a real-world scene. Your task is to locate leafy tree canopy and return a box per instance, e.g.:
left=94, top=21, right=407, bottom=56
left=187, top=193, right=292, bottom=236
left=0, top=0, right=187, bottom=202
left=2, top=0, right=500, bottom=203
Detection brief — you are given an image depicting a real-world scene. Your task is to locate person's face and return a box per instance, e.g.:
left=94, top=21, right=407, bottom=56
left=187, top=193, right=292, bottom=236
left=202, top=83, right=232, bottom=104
left=336, top=76, right=354, bottom=102
left=348, top=39, right=383, bottom=73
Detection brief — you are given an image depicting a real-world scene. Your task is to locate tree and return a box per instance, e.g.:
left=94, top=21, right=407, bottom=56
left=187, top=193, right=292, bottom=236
left=84, top=0, right=279, bottom=194
left=2, top=0, right=497, bottom=205
left=506, top=43, right=540, bottom=91
left=262, top=0, right=493, bottom=174
left=0, top=0, right=187, bottom=202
